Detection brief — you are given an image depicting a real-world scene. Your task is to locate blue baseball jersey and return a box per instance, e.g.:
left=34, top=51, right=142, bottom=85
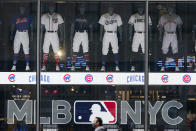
left=74, top=15, right=89, bottom=31
left=11, top=15, right=32, bottom=31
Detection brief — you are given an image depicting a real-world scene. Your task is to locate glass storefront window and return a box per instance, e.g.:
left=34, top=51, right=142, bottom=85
left=39, top=2, right=145, bottom=72
left=1, top=1, right=196, bottom=131
left=0, top=1, right=37, bottom=72
left=0, top=0, right=37, bottom=130
left=149, top=2, right=196, bottom=73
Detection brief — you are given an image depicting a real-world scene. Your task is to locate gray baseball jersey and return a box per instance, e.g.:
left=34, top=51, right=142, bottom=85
left=158, top=14, right=182, bottom=32
left=158, top=14, right=182, bottom=54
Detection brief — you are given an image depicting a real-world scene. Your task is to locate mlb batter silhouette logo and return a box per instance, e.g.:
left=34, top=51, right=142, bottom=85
left=74, top=101, right=117, bottom=124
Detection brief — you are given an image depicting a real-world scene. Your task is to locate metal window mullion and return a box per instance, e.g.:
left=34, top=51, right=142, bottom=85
left=144, top=0, right=149, bottom=131
left=36, top=0, right=41, bottom=130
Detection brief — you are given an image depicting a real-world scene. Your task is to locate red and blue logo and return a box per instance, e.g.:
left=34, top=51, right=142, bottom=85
left=8, top=74, right=15, bottom=82
left=74, top=101, right=117, bottom=124
left=183, top=75, right=191, bottom=83
left=106, top=74, right=113, bottom=83
left=161, top=75, right=168, bottom=83
left=63, top=74, right=71, bottom=82
left=85, top=74, right=93, bottom=83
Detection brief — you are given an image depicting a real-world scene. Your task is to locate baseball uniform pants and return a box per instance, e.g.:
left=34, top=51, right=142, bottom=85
left=43, top=32, right=59, bottom=53
left=13, top=31, right=29, bottom=54
left=132, top=32, right=145, bottom=53
left=102, top=32, right=118, bottom=55
left=73, top=31, right=89, bottom=53
left=162, top=32, right=178, bottom=54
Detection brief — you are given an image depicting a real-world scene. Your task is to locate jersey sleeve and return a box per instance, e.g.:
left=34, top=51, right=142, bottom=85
left=10, top=16, right=16, bottom=24
left=57, top=14, right=64, bottom=24
left=117, top=15, right=123, bottom=26
left=98, top=15, right=105, bottom=25
left=128, top=15, right=135, bottom=25
left=176, top=15, right=183, bottom=25
left=157, top=15, right=164, bottom=27
left=149, top=16, right=152, bottom=25
left=41, top=15, right=45, bottom=25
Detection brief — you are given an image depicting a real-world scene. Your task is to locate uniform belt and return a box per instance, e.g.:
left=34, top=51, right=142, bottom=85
left=166, top=32, right=175, bottom=34
left=17, top=30, right=28, bottom=32
left=135, top=31, right=145, bottom=33
left=47, top=31, right=57, bottom=33
left=76, top=30, right=87, bottom=33
left=106, top=31, right=117, bottom=33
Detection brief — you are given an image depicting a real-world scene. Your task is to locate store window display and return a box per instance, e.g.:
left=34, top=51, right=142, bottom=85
left=128, top=4, right=152, bottom=72
left=41, top=4, right=64, bottom=71
left=158, top=6, right=183, bottom=72
left=99, top=6, right=123, bottom=72
left=10, top=6, right=33, bottom=71
left=70, top=4, right=93, bottom=72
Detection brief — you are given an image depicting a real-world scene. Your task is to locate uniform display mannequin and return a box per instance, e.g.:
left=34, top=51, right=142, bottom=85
left=99, top=6, right=123, bottom=72
left=158, top=6, right=182, bottom=72
left=70, top=4, right=93, bottom=71
left=128, top=5, right=152, bottom=72
left=41, top=4, right=64, bottom=71
left=10, top=6, right=33, bottom=71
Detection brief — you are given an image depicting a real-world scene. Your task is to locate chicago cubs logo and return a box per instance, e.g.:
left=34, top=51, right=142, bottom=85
left=74, top=101, right=117, bottom=124
left=63, top=74, right=71, bottom=82
left=161, top=75, right=168, bottom=83
left=8, top=74, right=15, bottom=82
left=183, top=75, right=191, bottom=83
left=85, top=74, right=93, bottom=83
left=106, top=74, right=113, bottom=83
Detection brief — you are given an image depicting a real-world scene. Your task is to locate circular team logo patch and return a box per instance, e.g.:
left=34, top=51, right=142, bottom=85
left=63, top=74, right=71, bottom=82
left=183, top=75, right=191, bottom=83
left=8, top=74, right=15, bottom=82
left=106, top=74, right=113, bottom=83
left=85, top=74, right=93, bottom=83
left=161, top=75, right=168, bottom=83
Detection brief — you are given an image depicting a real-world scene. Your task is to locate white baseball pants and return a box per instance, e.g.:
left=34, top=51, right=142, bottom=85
left=102, top=32, right=118, bottom=55
left=132, top=32, right=145, bottom=53
left=43, top=32, right=59, bottom=53
left=73, top=31, right=89, bottom=53
left=162, top=33, right=178, bottom=54
left=13, top=31, right=29, bottom=54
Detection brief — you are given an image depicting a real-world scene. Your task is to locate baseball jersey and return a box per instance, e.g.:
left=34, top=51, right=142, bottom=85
left=98, top=13, right=122, bottom=31
left=158, top=14, right=182, bottom=32
left=128, top=13, right=152, bottom=32
left=74, top=15, right=89, bottom=31
left=41, top=13, right=64, bottom=31
left=11, top=15, right=32, bottom=31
